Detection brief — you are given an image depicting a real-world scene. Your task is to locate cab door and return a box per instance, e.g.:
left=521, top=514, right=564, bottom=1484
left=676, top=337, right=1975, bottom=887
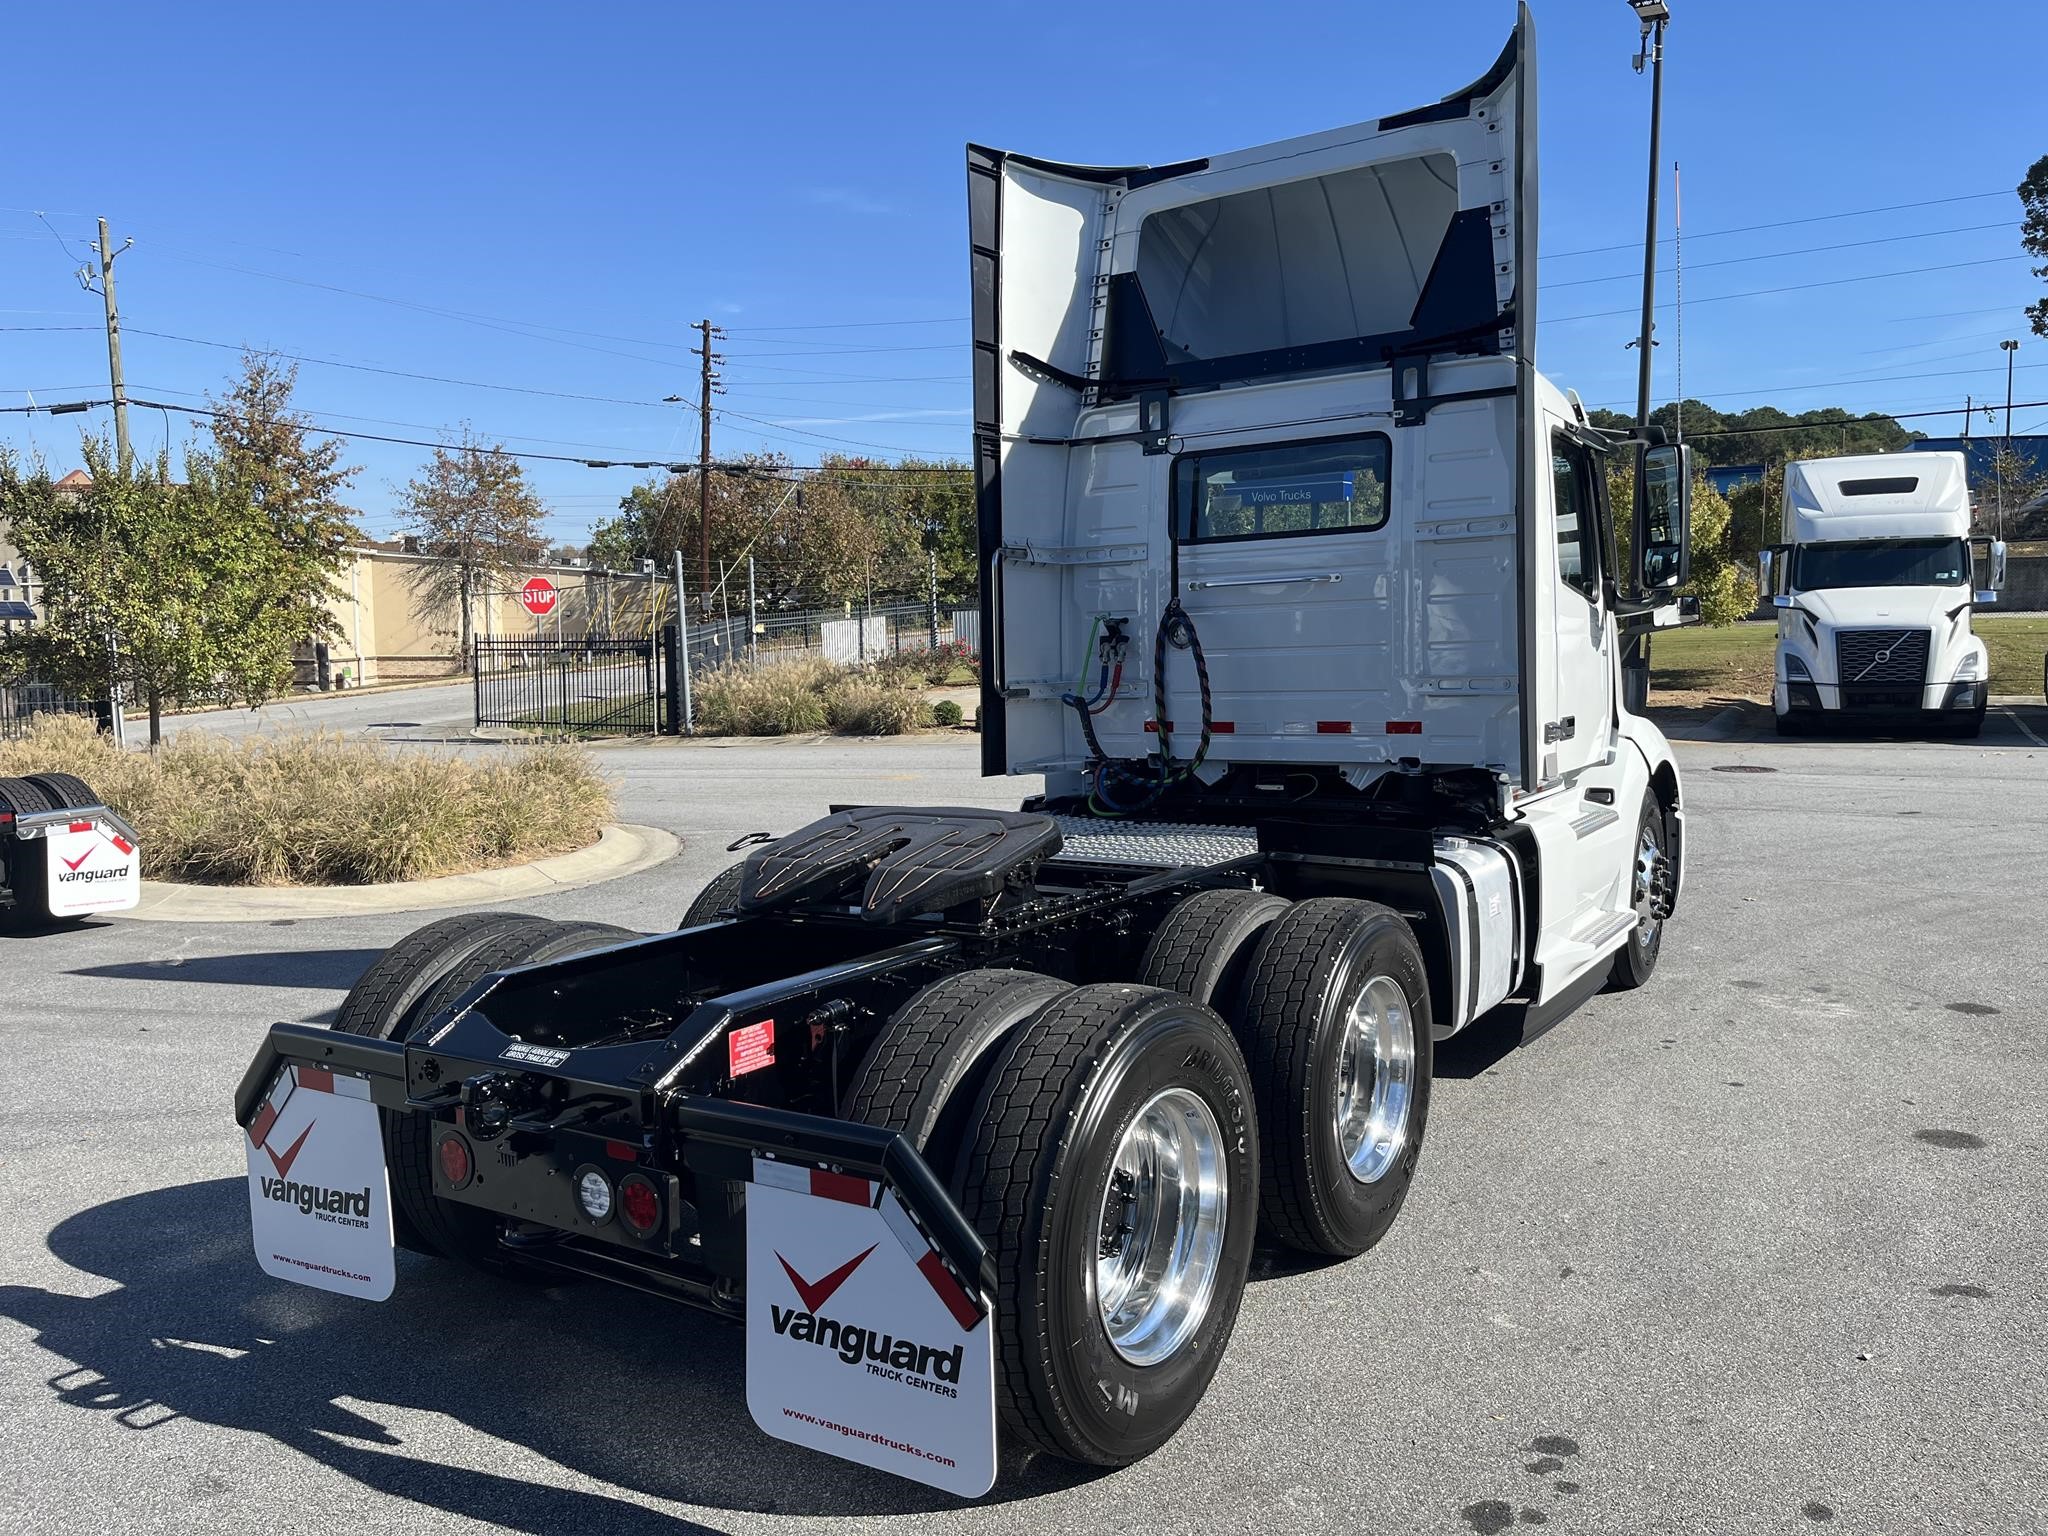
left=1544, top=428, right=1614, bottom=782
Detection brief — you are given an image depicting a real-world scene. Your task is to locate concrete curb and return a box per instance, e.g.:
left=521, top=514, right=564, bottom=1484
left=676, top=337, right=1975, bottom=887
left=119, top=823, right=679, bottom=923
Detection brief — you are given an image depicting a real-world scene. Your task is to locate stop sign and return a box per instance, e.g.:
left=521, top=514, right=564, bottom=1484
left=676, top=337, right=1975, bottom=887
left=520, top=577, right=557, bottom=617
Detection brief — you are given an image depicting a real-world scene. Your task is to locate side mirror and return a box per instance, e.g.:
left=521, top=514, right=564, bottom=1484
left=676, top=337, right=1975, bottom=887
left=1757, top=548, right=1774, bottom=597
left=1633, top=443, right=1692, bottom=594
left=1991, top=538, right=2007, bottom=591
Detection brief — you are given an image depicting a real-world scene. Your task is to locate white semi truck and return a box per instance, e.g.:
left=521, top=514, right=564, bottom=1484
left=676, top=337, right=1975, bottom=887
left=234, top=5, right=1696, bottom=1497
left=1762, top=452, right=2006, bottom=737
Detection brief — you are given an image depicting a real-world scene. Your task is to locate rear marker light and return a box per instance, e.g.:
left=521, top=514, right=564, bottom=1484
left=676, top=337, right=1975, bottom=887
left=574, top=1166, right=614, bottom=1224
left=1385, top=721, right=1423, bottom=735
left=619, top=1174, right=662, bottom=1237
left=1316, top=721, right=1351, bottom=735
left=437, top=1133, right=474, bottom=1190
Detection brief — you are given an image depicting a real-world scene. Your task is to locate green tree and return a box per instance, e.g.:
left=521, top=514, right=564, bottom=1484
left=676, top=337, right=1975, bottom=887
left=0, top=439, right=312, bottom=742
left=1585, top=403, right=1916, bottom=466
left=2024, top=154, right=2048, bottom=339
left=1606, top=459, right=1758, bottom=626
left=206, top=350, right=361, bottom=655
left=398, top=430, right=547, bottom=662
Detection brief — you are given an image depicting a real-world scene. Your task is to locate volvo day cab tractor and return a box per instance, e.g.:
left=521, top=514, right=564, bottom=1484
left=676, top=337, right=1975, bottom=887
left=1762, top=451, right=2006, bottom=737
left=233, top=6, right=1693, bottom=1497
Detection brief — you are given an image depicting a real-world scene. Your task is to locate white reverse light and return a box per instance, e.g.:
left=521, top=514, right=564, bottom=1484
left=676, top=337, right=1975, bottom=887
left=576, top=1169, right=614, bottom=1222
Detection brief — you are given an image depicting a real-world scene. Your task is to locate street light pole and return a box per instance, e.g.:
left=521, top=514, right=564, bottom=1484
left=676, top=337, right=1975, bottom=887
left=1999, top=339, right=2019, bottom=537
left=1629, top=2, right=1671, bottom=431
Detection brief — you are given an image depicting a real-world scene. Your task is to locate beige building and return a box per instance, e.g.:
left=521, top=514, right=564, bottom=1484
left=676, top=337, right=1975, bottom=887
left=313, top=546, right=680, bottom=685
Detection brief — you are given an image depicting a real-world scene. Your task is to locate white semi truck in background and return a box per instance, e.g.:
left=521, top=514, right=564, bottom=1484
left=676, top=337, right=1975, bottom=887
left=1762, top=452, right=2006, bottom=737
left=235, top=5, right=1702, bottom=1496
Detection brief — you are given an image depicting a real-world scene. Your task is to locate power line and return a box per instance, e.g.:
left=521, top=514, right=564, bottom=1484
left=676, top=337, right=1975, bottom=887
left=121, top=327, right=689, bottom=409
left=1541, top=189, right=2013, bottom=260
left=1545, top=255, right=2032, bottom=325
left=723, top=317, right=967, bottom=334
left=1542, top=221, right=2013, bottom=292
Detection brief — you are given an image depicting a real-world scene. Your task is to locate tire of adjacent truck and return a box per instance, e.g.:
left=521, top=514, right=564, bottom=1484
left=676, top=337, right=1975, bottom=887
left=0, top=776, right=62, bottom=924
left=840, top=969, right=1072, bottom=1168
left=1136, top=888, right=1291, bottom=1011
left=1233, top=897, right=1433, bottom=1259
left=1606, top=790, right=1671, bottom=991
left=679, top=859, right=748, bottom=928
left=953, top=983, right=1258, bottom=1467
left=23, top=772, right=98, bottom=809
left=0, top=775, right=56, bottom=817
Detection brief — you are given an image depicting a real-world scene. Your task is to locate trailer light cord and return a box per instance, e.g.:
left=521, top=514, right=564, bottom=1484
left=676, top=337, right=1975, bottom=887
left=1070, top=598, right=1212, bottom=817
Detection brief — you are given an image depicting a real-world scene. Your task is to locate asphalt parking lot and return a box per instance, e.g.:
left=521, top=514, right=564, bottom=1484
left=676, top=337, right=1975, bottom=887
left=4, top=711, right=2045, bottom=1536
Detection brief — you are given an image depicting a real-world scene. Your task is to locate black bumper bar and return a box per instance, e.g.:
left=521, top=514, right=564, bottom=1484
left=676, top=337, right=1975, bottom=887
left=235, top=1020, right=995, bottom=1302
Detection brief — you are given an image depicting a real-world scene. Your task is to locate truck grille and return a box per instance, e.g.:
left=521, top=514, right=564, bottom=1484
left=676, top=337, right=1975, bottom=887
left=1836, top=628, right=1929, bottom=690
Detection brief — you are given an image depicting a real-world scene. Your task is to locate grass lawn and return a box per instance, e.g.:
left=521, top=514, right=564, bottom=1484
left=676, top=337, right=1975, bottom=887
left=1651, top=617, right=2047, bottom=700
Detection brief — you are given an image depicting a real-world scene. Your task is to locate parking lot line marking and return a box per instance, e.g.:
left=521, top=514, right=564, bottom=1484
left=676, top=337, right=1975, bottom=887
left=2002, top=709, right=2047, bottom=748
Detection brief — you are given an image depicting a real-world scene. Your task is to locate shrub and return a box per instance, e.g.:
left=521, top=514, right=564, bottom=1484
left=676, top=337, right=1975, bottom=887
left=0, top=716, right=612, bottom=886
left=932, top=699, right=964, bottom=727
left=823, top=678, right=926, bottom=735
left=922, top=638, right=978, bottom=685
left=868, top=650, right=936, bottom=691
left=694, top=656, right=834, bottom=735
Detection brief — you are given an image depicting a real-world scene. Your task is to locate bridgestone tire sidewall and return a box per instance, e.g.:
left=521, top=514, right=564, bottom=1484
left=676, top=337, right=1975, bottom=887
left=1029, top=1002, right=1258, bottom=1465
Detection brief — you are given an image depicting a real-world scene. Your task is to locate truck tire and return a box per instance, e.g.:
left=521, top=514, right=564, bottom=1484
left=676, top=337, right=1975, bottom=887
left=954, top=983, right=1258, bottom=1467
left=0, top=776, right=56, bottom=816
left=23, top=772, right=97, bottom=809
left=1136, top=888, right=1290, bottom=1011
left=1947, top=707, right=1985, bottom=740
left=0, top=777, right=62, bottom=924
left=1607, top=790, right=1671, bottom=991
left=841, top=969, right=1071, bottom=1166
left=331, top=912, right=549, bottom=1254
left=1235, top=898, right=1433, bottom=1258
left=679, top=859, right=747, bottom=927
left=1772, top=710, right=1806, bottom=737
left=386, top=918, right=639, bottom=1274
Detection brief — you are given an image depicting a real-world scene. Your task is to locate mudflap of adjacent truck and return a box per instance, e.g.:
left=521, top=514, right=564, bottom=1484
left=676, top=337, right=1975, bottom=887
left=233, top=1021, right=1001, bottom=1496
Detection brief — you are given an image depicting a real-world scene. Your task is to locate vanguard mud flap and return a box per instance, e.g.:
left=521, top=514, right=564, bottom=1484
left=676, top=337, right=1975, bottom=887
left=233, top=1020, right=1000, bottom=1494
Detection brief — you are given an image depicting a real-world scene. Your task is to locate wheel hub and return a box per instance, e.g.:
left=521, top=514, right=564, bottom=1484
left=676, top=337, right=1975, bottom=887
left=1333, top=974, right=1415, bottom=1185
left=1095, top=1087, right=1228, bottom=1367
left=1634, top=822, right=1671, bottom=941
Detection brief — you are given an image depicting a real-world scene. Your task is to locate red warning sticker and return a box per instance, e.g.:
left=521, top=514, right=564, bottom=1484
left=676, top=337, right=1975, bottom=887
left=729, top=1019, right=775, bottom=1077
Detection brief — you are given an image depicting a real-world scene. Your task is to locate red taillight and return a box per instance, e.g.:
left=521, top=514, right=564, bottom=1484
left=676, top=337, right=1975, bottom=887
left=437, top=1133, right=473, bottom=1189
left=618, top=1175, right=661, bottom=1236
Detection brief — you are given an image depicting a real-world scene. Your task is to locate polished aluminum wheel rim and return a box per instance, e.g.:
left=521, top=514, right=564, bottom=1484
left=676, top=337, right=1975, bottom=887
left=1095, top=1087, right=1228, bottom=1367
left=1634, top=822, right=1664, bottom=945
left=1334, top=974, right=1415, bottom=1185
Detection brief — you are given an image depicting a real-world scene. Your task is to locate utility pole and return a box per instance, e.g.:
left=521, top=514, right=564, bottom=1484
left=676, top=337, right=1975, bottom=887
left=88, top=219, right=134, bottom=470
left=693, top=319, right=725, bottom=617
left=1998, top=339, right=2019, bottom=538
left=1629, top=3, right=1670, bottom=431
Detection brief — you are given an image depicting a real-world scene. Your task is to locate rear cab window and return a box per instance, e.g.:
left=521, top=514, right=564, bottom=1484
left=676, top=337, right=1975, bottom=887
left=1173, top=435, right=1391, bottom=544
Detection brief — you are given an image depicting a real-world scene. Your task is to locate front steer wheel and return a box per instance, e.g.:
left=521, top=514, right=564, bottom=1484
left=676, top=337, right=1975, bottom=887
left=954, top=984, right=1258, bottom=1467
left=1606, top=790, right=1672, bottom=991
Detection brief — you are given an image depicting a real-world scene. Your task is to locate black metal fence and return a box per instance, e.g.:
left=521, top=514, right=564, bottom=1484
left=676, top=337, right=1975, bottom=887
left=1, top=679, right=105, bottom=741
left=473, top=634, right=667, bottom=736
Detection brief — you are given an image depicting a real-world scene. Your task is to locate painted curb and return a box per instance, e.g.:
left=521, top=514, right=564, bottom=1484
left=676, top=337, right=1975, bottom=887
left=118, top=823, right=678, bottom=923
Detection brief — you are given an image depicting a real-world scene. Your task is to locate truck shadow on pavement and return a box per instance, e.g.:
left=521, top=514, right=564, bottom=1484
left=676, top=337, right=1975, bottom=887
left=2, top=1179, right=1092, bottom=1529
left=69, top=949, right=385, bottom=988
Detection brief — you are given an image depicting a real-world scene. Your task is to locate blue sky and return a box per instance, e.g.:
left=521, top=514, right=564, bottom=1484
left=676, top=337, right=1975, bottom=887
left=4, top=0, right=2044, bottom=541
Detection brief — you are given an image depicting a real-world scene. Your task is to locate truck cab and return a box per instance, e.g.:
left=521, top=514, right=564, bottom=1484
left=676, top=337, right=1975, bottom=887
left=972, top=0, right=1693, bottom=1018
left=1762, top=452, right=2005, bottom=737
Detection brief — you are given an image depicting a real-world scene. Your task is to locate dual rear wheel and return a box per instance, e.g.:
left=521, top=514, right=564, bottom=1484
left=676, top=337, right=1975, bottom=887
left=842, top=889, right=1433, bottom=1466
